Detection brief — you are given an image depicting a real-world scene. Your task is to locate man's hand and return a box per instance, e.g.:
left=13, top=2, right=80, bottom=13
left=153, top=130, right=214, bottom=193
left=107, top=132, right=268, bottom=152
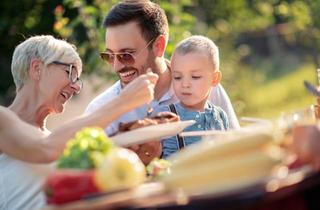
left=128, top=141, right=162, bottom=165
left=292, top=125, right=320, bottom=169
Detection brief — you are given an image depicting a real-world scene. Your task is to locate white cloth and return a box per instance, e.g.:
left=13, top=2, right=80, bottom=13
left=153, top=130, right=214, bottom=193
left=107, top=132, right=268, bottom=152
left=85, top=80, right=240, bottom=136
left=0, top=153, right=53, bottom=210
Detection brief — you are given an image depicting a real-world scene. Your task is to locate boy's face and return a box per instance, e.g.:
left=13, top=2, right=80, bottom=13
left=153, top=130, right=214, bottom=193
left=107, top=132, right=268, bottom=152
left=171, top=52, right=221, bottom=110
left=104, top=21, right=155, bottom=86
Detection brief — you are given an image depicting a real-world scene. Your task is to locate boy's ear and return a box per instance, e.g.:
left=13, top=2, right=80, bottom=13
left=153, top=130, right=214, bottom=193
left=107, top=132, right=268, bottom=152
left=29, top=58, right=42, bottom=81
left=211, top=71, right=221, bottom=86
left=152, top=35, right=167, bottom=57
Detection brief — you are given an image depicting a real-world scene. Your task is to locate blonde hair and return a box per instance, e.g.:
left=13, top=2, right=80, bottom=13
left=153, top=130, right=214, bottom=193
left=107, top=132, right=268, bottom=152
left=11, top=35, right=82, bottom=91
left=173, top=35, right=220, bottom=71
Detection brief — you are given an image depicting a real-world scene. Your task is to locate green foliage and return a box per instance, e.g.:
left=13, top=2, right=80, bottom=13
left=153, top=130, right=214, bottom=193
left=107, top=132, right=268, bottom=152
left=53, top=0, right=113, bottom=76
left=0, top=0, right=63, bottom=104
left=52, top=0, right=197, bottom=75
left=159, top=0, right=196, bottom=56
left=57, top=127, right=114, bottom=169
left=1, top=0, right=320, bottom=119
left=240, top=64, right=315, bottom=118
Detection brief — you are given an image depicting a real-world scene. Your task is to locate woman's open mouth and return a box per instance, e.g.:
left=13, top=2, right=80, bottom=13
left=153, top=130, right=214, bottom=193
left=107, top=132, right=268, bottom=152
left=60, top=91, right=71, bottom=101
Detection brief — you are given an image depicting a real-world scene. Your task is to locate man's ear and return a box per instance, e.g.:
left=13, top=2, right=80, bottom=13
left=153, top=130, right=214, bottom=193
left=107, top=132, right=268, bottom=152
left=152, top=35, right=167, bottom=57
left=212, top=71, right=221, bottom=86
left=29, top=58, right=42, bottom=81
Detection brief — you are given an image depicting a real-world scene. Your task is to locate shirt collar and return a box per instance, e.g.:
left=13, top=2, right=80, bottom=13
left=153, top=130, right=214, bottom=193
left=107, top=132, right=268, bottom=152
left=158, top=84, right=175, bottom=103
left=204, top=101, right=214, bottom=111
left=115, top=80, right=122, bottom=94
left=175, top=101, right=214, bottom=113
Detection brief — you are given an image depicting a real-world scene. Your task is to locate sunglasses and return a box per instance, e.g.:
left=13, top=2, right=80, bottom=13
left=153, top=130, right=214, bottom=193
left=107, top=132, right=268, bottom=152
left=100, top=38, right=155, bottom=66
left=51, top=61, right=83, bottom=94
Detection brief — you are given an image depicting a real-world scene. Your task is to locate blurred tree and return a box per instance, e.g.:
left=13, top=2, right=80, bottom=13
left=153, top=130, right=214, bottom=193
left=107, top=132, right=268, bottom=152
left=0, top=0, right=63, bottom=105
left=183, top=0, right=320, bottom=115
left=0, top=0, right=319, bottom=117
left=52, top=0, right=196, bottom=80
left=304, top=0, right=320, bottom=69
left=53, top=0, right=115, bottom=78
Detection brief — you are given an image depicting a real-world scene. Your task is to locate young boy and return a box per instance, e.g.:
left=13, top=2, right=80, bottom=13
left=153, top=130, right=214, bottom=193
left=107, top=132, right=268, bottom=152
left=159, top=35, right=229, bottom=158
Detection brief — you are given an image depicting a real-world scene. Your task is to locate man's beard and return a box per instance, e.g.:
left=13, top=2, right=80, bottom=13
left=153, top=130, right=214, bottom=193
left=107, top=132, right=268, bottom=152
left=118, top=66, right=146, bottom=87
left=119, top=54, right=156, bottom=87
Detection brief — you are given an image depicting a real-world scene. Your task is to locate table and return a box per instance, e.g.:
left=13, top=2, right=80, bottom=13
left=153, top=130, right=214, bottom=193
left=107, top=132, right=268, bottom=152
left=43, top=166, right=320, bottom=210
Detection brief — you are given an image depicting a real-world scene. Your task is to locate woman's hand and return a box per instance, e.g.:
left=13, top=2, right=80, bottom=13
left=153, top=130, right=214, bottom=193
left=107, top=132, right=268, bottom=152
left=119, top=72, right=159, bottom=110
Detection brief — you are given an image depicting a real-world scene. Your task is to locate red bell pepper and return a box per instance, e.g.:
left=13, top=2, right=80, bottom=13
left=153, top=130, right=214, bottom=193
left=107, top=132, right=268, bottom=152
left=44, top=170, right=101, bottom=205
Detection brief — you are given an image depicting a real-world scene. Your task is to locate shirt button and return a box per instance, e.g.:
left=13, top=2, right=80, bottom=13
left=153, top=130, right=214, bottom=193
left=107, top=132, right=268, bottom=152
left=198, top=124, right=201, bottom=128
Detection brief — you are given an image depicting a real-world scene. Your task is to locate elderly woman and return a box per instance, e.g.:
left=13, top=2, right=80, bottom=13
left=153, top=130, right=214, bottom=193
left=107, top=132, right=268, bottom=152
left=0, top=35, right=158, bottom=210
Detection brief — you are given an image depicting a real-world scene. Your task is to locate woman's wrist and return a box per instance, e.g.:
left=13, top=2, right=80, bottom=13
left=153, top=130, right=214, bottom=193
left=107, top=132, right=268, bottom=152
left=111, top=95, right=132, bottom=114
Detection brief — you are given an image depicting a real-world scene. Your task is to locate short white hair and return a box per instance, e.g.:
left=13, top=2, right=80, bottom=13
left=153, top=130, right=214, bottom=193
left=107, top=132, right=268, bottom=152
left=11, top=35, right=82, bottom=91
left=173, top=35, right=219, bottom=71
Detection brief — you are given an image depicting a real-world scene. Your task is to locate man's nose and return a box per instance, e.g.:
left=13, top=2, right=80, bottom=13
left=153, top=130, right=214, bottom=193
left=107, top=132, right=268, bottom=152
left=113, top=56, right=125, bottom=71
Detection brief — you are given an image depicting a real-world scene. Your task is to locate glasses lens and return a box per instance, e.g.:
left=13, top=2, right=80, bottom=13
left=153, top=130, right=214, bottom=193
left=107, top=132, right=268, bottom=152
left=70, top=66, right=79, bottom=83
left=100, top=53, right=114, bottom=64
left=69, top=65, right=82, bottom=94
left=75, top=80, right=83, bottom=94
left=117, top=53, right=135, bottom=65
left=100, top=52, right=135, bottom=66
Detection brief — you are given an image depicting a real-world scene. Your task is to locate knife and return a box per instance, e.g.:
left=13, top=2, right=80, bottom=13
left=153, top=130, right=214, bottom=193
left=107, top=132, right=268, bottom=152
left=304, top=80, right=320, bottom=97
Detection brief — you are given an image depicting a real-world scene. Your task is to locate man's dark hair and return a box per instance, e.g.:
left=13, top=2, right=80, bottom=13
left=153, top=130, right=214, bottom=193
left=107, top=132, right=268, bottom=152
left=103, top=0, right=169, bottom=43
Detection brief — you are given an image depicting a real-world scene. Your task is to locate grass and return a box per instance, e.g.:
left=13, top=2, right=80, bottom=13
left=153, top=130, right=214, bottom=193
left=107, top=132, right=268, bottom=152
left=241, top=64, right=316, bottom=119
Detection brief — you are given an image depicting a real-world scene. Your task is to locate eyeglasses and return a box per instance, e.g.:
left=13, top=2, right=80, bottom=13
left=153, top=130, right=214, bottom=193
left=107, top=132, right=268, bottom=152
left=100, top=38, right=155, bottom=66
left=51, top=61, right=83, bottom=94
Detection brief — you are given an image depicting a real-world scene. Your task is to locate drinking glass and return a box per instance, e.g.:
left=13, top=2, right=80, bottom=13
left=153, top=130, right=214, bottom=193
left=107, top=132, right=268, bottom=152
left=276, top=105, right=317, bottom=150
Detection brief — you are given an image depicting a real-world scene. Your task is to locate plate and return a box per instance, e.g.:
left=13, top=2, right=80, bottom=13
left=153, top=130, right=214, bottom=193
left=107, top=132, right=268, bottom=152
left=184, top=165, right=315, bottom=200
left=111, top=120, right=195, bottom=147
left=180, top=123, right=274, bottom=137
left=180, top=130, right=225, bottom=137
